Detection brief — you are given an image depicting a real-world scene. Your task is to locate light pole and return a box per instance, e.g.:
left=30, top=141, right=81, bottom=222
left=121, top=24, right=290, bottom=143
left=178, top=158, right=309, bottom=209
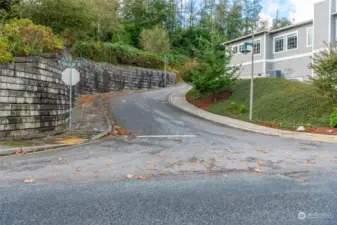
left=241, top=27, right=255, bottom=121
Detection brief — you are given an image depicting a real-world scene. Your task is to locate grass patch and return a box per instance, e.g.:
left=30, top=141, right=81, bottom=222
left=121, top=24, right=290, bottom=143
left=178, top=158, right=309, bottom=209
left=186, top=78, right=333, bottom=129
left=0, top=141, right=37, bottom=147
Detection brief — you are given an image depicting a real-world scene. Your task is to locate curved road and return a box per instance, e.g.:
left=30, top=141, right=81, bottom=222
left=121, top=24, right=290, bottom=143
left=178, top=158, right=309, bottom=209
left=1, top=85, right=337, bottom=225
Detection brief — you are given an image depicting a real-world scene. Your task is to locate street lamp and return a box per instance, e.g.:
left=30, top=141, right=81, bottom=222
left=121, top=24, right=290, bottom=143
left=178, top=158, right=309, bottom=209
left=241, top=31, right=255, bottom=121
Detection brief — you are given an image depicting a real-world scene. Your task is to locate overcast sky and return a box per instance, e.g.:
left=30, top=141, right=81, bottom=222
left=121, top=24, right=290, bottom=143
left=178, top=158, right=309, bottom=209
left=260, top=0, right=321, bottom=25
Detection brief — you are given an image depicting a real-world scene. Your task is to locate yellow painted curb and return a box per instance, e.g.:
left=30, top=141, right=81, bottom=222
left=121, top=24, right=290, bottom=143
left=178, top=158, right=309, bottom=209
left=55, top=138, right=87, bottom=145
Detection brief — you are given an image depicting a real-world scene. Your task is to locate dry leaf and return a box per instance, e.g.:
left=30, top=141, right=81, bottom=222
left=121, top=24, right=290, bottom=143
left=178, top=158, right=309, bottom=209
left=76, top=168, right=81, bottom=171
left=78, top=171, right=84, bottom=175
left=24, top=179, right=35, bottom=183
left=254, top=168, right=262, bottom=173
left=331, top=159, right=337, bottom=163
left=205, top=160, right=212, bottom=169
left=124, top=174, right=135, bottom=179
left=296, top=178, right=310, bottom=183
left=240, top=159, right=245, bottom=162
left=272, top=160, right=280, bottom=163
left=194, top=159, right=199, bottom=163
left=47, top=176, right=52, bottom=179
left=160, top=172, right=168, bottom=176
left=148, top=168, right=157, bottom=171
left=256, top=149, right=269, bottom=153
left=244, top=166, right=249, bottom=169
left=145, top=161, right=151, bottom=164
left=158, top=154, right=165, bottom=157
left=306, top=160, right=315, bottom=164
left=57, top=157, right=64, bottom=161
left=138, top=175, right=151, bottom=180
left=257, top=161, right=264, bottom=166
left=106, top=162, right=111, bottom=167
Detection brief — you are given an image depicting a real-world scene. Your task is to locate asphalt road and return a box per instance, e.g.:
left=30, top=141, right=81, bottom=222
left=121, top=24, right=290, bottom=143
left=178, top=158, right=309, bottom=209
left=1, top=84, right=337, bottom=225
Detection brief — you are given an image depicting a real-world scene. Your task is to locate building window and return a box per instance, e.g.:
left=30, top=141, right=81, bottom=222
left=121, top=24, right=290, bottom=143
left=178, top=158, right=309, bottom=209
left=239, top=44, right=244, bottom=53
left=307, top=27, right=313, bottom=47
left=232, top=46, right=238, bottom=54
left=253, top=40, right=261, bottom=55
left=287, top=33, right=298, bottom=50
left=274, top=36, right=284, bottom=53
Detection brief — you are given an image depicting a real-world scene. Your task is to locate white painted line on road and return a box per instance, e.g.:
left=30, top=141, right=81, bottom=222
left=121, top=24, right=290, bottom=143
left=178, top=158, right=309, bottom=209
left=136, top=135, right=196, bottom=138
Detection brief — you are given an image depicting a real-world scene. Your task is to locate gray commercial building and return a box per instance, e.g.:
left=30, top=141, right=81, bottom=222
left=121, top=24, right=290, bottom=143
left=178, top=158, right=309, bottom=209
left=224, top=0, right=337, bottom=81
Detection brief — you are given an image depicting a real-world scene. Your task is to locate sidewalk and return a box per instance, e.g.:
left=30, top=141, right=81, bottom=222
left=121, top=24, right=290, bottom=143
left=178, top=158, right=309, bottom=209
left=0, top=95, right=112, bottom=156
left=169, top=86, right=337, bottom=144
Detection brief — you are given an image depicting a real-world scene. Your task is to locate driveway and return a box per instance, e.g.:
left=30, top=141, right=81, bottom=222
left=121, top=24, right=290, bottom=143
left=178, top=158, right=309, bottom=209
left=1, top=84, right=337, bottom=225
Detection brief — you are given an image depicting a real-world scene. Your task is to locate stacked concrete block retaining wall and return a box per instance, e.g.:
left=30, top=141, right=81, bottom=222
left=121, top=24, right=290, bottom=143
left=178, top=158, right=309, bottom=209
left=0, top=57, right=176, bottom=138
left=0, top=57, right=69, bottom=138
left=75, top=60, right=176, bottom=95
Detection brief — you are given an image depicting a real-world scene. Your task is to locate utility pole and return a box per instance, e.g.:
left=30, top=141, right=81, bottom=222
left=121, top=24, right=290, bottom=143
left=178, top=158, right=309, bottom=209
left=241, top=23, right=255, bottom=121
left=250, top=25, right=255, bottom=121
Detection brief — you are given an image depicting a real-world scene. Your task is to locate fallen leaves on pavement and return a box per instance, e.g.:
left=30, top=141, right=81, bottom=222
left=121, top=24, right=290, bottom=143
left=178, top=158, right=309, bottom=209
left=254, top=168, right=262, bottom=173
left=193, top=159, right=199, bottom=163
left=24, top=179, right=35, bottom=183
left=331, top=159, right=337, bottom=163
left=205, top=160, right=212, bottom=169
left=158, top=154, right=165, bottom=157
left=138, top=175, right=151, bottom=180
left=296, top=178, right=310, bottom=183
left=306, top=160, right=316, bottom=164
left=145, top=161, right=151, bottom=164
left=57, top=157, right=64, bottom=161
left=256, top=149, right=269, bottom=153
left=47, top=176, right=53, bottom=179
left=80, top=95, right=97, bottom=104
left=12, top=151, right=27, bottom=156
left=124, top=174, right=136, bottom=179
left=257, top=161, right=264, bottom=166
left=148, top=168, right=157, bottom=171
left=106, top=162, right=111, bottom=167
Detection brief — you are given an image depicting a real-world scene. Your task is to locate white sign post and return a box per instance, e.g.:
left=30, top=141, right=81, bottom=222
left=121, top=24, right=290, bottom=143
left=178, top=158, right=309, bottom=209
left=61, top=67, right=80, bottom=130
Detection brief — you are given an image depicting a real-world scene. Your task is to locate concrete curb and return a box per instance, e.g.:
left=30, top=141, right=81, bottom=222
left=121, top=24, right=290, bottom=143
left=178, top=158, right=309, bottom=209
left=0, top=99, right=114, bottom=157
left=89, top=98, right=113, bottom=141
left=168, top=87, right=337, bottom=144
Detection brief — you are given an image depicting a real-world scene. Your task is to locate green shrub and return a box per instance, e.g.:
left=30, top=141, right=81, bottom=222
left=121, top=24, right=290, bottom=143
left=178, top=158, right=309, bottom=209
left=179, top=59, right=199, bottom=82
left=71, top=41, right=187, bottom=69
left=309, top=44, right=337, bottom=100
left=140, top=25, right=170, bottom=53
left=0, top=38, right=14, bottom=64
left=239, top=104, right=246, bottom=114
left=329, top=108, right=337, bottom=128
left=230, top=101, right=238, bottom=111
left=0, top=19, right=62, bottom=58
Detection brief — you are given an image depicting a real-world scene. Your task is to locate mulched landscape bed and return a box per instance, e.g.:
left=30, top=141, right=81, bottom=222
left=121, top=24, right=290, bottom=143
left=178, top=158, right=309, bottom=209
left=186, top=92, right=232, bottom=110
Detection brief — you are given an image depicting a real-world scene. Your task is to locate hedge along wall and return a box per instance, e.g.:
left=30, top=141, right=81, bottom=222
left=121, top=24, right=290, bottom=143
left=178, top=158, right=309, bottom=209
left=0, top=57, right=176, bottom=139
left=74, top=60, right=176, bottom=95
left=0, top=57, right=69, bottom=138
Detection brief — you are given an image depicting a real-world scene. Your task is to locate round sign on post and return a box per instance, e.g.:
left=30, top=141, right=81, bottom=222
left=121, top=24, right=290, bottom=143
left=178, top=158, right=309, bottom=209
left=61, top=68, right=80, bottom=130
left=62, top=68, right=80, bottom=85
